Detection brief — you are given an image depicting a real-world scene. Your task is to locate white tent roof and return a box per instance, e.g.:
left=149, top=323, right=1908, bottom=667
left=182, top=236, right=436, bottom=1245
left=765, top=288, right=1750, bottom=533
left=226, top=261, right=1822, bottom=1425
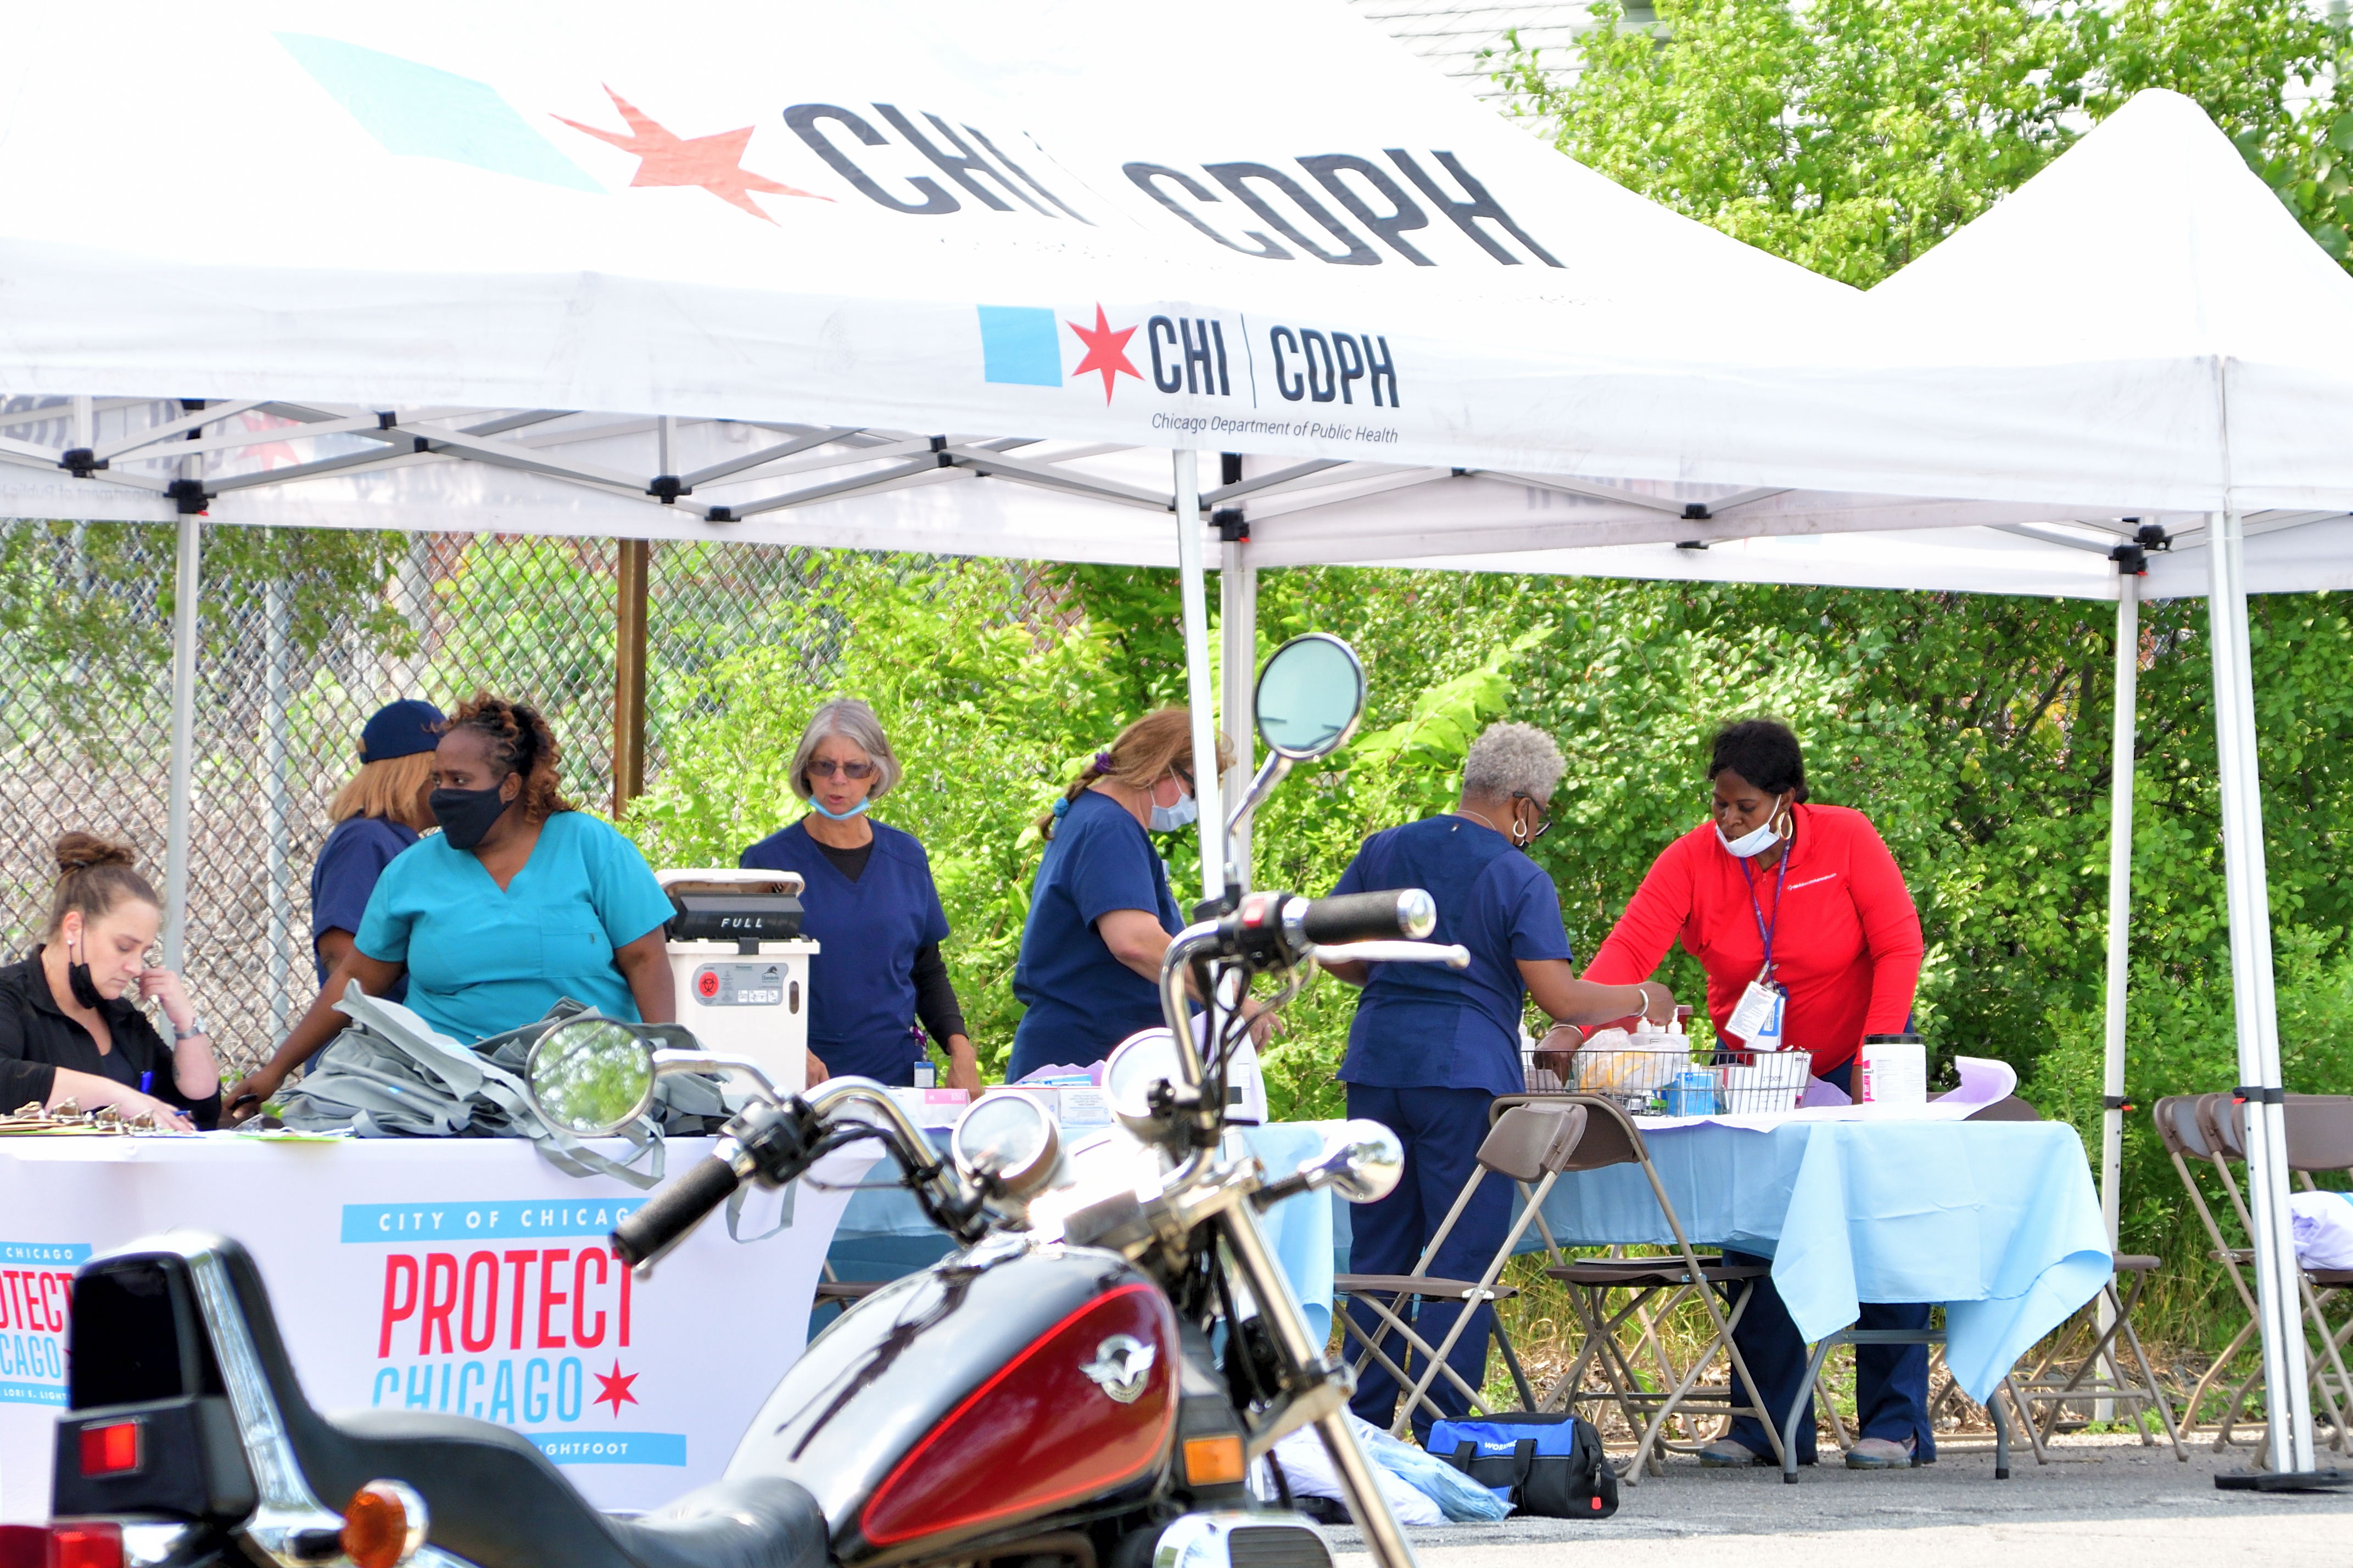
left=1349, top=89, right=2353, bottom=600
left=0, top=15, right=2345, bottom=596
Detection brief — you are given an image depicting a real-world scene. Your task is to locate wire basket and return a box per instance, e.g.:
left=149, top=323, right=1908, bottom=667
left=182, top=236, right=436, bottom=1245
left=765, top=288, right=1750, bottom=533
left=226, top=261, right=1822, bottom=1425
left=1522, top=1044, right=1813, bottom=1118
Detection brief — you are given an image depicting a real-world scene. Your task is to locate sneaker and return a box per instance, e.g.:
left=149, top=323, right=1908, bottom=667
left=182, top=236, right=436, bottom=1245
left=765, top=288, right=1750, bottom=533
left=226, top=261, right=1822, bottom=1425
left=1846, top=1436, right=1918, bottom=1470
left=1697, top=1438, right=1768, bottom=1467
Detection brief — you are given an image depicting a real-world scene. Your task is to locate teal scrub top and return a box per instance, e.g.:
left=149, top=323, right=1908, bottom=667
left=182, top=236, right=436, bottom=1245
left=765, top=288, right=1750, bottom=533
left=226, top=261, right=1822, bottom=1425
left=355, top=811, right=674, bottom=1044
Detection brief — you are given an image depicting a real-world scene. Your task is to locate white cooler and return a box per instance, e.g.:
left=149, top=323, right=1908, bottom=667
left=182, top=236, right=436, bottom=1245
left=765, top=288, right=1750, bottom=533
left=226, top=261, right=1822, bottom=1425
left=657, top=869, right=819, bottom=1096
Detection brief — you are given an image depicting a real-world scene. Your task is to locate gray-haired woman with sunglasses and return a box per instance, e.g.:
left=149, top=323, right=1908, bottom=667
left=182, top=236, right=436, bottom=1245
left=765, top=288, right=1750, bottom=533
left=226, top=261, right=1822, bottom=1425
left=739, top=699, right=979, bottom=1093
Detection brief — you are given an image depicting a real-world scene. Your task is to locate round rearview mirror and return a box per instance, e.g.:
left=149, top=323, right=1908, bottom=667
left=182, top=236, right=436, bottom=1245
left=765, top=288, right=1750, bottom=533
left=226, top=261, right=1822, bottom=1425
left=952, top=1093, right=1063, bottom=1199
left=1255, top=634, right=1366, bottom=761
left=526, top=1017, right=658, bottom=1136
left=1311, top=1119, right=1406, bottom=1205
left=1103, top=1027, right=1188, bottom=1136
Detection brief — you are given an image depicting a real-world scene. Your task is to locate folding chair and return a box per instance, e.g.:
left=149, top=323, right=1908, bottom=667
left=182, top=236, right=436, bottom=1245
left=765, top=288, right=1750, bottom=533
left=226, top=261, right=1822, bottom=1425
left=2186, top=1092, right=2353, bottom=1452
left=812, top=1260, right=885, bottom=1326
left=1335, top=1102, right=1583, bottom=1435
left=1491, top=1094, right=1784, bottom=1482
left=2152, top=1093, right=2265, bottom=1442
left=2000, top=1252, right=2187, bottom=1460
left=2281, top=1095, right=2353, bottom=1452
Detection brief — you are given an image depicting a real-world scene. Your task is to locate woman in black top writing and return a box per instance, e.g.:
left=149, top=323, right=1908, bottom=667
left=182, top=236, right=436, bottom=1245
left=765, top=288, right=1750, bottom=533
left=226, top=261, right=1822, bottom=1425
left=0, top=834, right=221, bottom=1128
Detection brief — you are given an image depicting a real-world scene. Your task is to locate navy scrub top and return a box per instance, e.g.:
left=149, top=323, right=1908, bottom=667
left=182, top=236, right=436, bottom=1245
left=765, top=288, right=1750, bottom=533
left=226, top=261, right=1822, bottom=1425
left=311, top=815, right=418, bottom=1003
left=739, top=820, right=951, bottom=1085
left=1331, top=814, right=1573, bottom=1097
left=1009, top=788, right=1182, bottom=1078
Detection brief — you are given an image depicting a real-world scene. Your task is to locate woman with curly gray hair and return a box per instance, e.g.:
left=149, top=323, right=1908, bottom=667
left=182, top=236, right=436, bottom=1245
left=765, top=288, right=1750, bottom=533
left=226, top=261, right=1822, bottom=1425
left=1323, top=719, right=1676, bottom=1438
left=740, top=699, right=977, bottom=1094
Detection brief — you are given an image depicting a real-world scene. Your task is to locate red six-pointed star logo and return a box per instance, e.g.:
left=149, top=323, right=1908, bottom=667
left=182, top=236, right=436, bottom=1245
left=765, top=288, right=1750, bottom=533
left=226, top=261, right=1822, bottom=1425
left=1066, top=305, right=1142, bottom=405
left=593, top=1360, right=639, bottom=1418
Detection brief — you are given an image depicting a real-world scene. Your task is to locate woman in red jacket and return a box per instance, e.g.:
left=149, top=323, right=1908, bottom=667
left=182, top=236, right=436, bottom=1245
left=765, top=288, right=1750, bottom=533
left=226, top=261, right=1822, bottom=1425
left=1583, top=718, right=1929, bottom=1472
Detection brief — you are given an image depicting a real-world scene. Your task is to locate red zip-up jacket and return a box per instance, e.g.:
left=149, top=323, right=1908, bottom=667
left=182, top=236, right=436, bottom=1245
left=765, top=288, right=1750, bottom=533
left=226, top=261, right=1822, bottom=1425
left=1581, top=803, right=1924, bottom=1074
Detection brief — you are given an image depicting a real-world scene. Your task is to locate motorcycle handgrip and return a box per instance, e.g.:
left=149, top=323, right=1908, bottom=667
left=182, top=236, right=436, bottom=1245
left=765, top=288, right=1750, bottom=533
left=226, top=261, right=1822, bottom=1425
left=613, top=1154, right=742, bottom=1266
left=1299, top=888, right=1436, bottom=944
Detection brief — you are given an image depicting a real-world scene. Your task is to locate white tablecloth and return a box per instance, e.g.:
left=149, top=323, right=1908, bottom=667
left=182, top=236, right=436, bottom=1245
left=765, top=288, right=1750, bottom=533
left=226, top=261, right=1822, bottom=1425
left=0, top=1134, right=871, bottom=1520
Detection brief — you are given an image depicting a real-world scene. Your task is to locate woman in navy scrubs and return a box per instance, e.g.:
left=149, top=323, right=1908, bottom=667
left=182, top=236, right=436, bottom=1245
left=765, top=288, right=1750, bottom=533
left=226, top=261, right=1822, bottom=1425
left=1009, top=708, right=1234, bottom=1081
left=225, top=698, right=440, bottom=1115
left=741, top=699, right=977, bottom=1093
left=1326, top=721, right=1675, bottom=1436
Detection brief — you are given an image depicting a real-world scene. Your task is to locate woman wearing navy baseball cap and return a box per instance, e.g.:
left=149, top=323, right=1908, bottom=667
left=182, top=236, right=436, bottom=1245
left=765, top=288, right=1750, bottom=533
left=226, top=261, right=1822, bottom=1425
left=223, top=698, right=440, bottom=1120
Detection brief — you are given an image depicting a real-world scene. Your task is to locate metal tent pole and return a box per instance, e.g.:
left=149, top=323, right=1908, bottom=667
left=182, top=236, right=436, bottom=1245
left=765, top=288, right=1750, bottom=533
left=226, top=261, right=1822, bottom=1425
left=2204, top=507, right=2314, bottom=1476
left=2093, top=561, right=2141, bottom=1420
left=1173, top=449, right=1223, bottom=906
left=264, top=573, right=291, bottom=1034
left=2099, top=564, right=2139, bottom=1240
left=1219, top=535, right=1256, bottom=892
left=162, top=510, right=200, bottom=971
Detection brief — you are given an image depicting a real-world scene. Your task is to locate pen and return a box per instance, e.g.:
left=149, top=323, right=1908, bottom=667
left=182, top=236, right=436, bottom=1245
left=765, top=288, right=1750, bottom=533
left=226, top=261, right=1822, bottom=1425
left=140, top=1071, right=153, bottom=1095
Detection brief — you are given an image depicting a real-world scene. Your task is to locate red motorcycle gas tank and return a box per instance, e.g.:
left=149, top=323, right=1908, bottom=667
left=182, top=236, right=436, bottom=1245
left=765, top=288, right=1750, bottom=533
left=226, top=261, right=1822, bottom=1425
left=725, top=1237, right=1179, bottom=1563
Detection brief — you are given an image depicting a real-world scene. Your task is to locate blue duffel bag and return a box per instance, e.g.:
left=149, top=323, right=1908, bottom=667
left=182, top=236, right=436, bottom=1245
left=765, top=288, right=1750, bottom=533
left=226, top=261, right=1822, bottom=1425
left=1426, top=1412, right=1619, bottom=1519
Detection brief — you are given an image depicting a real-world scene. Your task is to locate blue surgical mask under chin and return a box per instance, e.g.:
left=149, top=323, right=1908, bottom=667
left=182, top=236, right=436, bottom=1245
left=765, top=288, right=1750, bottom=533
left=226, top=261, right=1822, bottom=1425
left=1717, top=796, right=1786, bottom=859
left=807, top=796, right=871, bottom=822
left=1149, top=794, right=1199, bottom=833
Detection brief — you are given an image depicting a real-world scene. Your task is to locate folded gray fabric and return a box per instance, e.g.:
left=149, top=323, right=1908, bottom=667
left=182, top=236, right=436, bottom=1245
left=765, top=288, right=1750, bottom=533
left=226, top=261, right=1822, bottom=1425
left=273, top=984, right=731, bottom=1189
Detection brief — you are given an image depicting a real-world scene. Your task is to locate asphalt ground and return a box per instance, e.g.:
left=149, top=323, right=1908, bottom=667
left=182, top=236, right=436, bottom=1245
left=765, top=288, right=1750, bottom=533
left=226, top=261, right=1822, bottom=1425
left=1324, top=1434, right=2353, bottom=1566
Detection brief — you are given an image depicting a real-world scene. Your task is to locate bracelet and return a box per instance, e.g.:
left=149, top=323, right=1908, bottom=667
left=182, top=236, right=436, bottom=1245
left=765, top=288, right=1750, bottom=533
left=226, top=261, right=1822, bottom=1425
left=1633, top=983, right=1656, bottom=1015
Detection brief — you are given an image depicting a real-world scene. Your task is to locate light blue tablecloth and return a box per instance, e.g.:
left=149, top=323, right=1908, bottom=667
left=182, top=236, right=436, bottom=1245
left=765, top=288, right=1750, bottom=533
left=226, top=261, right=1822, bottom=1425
left=1484, top=1119, right=2111, bottom=1402
left=827, top=1122, right=1342, bottom=1339
left=828, top=1118, right=2105, bottom=1404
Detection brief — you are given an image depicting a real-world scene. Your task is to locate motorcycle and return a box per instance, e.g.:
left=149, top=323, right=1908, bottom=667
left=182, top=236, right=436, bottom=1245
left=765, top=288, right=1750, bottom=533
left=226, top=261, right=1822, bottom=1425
left=26, top=633, right=1469, bottom=1568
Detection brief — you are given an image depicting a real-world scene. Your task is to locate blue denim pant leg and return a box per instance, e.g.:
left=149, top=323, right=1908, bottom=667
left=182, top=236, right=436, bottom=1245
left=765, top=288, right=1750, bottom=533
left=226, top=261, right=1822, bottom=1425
left=1342, top=1083, right=1507, bottom=1438
left=1720, top=1060, right=1935, bottom=1461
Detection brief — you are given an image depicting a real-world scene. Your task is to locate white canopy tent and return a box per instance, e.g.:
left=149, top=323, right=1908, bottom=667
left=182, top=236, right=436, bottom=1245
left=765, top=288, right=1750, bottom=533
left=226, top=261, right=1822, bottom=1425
left=0, top=0, right=2344, bottom=1473
left=1349, top=89, right=2353, bottom=1479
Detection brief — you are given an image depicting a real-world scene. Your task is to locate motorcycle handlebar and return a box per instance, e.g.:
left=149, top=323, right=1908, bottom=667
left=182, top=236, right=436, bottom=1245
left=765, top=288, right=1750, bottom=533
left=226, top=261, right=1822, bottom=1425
left=1298, top=888, right=1435, bottom=945
left=613, top=1153, right=742, bottom=1266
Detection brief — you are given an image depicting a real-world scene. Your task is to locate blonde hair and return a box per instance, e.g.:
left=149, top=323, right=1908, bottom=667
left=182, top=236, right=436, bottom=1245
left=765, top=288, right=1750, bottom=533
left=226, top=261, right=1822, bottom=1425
left=1037, top=708, right=1235, bottom=837
left=45, top=832, right=159, bottom=939
left=789, top=699, right=903, bottom=803
left=328, top=751, right=437, bottom=830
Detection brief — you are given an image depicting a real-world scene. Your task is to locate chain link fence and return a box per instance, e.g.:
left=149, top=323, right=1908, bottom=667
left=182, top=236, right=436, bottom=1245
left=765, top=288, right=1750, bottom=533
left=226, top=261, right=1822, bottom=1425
left=0, top=514, right=826, bottom=1079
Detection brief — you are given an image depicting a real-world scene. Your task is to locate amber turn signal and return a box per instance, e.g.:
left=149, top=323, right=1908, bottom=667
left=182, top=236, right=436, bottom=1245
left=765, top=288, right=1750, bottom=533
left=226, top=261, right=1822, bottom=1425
left=1181, top=1433, right=1247, bottom=1487
left=340, top=1481, right=428, bottom=1568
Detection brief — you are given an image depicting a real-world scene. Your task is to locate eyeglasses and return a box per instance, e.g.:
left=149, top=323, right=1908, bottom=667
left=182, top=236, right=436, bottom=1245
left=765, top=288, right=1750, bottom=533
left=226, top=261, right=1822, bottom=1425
left=807, top=759, right=876, bottom=781
left=1512, top=793, right=1553, bottom=841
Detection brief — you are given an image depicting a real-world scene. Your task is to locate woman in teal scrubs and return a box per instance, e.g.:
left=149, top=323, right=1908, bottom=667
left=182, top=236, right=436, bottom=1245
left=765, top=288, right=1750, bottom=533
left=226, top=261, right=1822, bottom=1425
left=256, top=694, right=675, bottom=1074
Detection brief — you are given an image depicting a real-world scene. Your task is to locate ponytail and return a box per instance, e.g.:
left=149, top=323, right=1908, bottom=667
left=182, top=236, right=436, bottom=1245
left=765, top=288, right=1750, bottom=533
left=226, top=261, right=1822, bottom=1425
left=1037, top=708, right=1233, bottom=839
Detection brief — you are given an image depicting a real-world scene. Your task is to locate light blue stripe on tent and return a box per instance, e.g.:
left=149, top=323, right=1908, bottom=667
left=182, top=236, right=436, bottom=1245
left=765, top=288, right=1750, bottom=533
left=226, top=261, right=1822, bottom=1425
left=976, top=306, right=1064, bottom=387
left=276, top=34, right=601, bottom=192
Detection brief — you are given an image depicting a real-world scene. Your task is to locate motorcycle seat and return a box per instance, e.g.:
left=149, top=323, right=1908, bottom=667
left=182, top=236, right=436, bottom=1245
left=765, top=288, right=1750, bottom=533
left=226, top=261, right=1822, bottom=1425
left=317, top=1409, right=827, bottom=1568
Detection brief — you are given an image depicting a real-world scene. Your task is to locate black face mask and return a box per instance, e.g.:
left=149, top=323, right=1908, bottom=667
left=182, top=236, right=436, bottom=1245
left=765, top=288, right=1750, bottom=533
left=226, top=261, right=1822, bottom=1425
left=64, top=935, right=103, bottom=1009
left=430, top=781, right=513, bottom=852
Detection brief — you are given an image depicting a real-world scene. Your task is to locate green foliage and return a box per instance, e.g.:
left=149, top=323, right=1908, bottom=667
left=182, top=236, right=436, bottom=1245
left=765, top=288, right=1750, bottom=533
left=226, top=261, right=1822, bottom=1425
left=1490, top=0, right=2353, bottom=276
left=621, top=555, right=2353, bottom=1356
left=0, top=521, right=410, bottom=749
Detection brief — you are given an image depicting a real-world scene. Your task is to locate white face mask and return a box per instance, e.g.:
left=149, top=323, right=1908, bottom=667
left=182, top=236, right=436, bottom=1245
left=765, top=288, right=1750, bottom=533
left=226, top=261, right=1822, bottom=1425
left=1717, top=794, right=1787, bottom=859
left=1149, top=792, right=1198, bottom=832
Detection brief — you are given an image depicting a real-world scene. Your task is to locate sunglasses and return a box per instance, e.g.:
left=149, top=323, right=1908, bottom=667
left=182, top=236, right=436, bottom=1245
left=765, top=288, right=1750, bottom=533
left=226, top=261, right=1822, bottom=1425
left=807, top=759, right=876, bottom=781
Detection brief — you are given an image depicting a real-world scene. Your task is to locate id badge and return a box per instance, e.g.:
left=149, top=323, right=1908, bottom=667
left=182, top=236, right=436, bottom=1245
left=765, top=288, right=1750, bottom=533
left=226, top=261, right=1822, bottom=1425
left=1726, top=978, right=1785, bottom=1050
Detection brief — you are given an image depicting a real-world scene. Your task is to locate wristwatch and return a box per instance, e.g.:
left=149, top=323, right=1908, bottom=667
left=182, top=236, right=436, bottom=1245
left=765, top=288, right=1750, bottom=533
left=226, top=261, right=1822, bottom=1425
left=173, top=1013, right=209, bottom=1040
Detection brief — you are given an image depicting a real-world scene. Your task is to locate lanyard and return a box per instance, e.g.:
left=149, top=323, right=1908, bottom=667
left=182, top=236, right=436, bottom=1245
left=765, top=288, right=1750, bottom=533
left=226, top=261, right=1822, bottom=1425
left=1739, top=838, right=1792, bottom=979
